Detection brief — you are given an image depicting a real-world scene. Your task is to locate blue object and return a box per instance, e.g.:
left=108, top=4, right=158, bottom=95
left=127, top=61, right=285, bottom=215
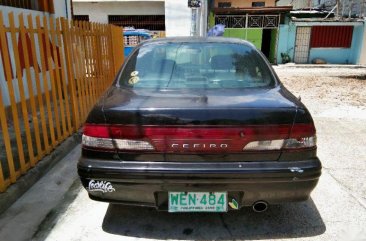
left=123, top=30, right=151, bottom=57
left=207, top=24, right=225, bottom=37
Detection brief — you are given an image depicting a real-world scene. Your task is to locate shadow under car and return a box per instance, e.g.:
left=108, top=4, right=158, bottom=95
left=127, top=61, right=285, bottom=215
left=102, top=198, right=325, bottom=240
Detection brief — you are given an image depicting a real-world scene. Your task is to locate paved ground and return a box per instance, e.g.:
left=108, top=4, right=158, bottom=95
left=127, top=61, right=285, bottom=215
left=0, top=66, right=365, bottom=241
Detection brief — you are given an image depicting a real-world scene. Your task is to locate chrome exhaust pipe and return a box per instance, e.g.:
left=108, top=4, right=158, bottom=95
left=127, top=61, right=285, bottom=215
left=252, top=201, right=268, bottom=213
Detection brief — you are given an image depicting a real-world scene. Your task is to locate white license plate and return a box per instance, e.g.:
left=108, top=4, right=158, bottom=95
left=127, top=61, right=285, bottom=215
left=168, top=192, right=227, bottom=212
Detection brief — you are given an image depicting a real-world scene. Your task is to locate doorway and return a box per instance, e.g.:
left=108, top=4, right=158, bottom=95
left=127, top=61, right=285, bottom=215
left=261, top=29, right=272, bottom=59
left=261, top=29, right=277, bottom=63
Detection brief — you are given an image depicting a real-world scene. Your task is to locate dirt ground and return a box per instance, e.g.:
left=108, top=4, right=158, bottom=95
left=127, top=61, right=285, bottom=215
left=275, top=66, right=366, bottom=111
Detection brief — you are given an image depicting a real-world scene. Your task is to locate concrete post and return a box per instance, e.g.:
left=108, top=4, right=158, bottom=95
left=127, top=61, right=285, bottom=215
left=190, top=8, right=199, bottom=36
left=199, top=0, right=208, bottom=37
left=359, top=21, right=366, bottom=65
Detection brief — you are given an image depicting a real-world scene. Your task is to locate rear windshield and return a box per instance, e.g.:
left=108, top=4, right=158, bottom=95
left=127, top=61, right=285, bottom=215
left=118, top=42, right=275, bottom=89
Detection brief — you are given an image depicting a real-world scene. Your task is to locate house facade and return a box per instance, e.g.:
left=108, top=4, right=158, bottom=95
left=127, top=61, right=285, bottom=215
left=73, top=0, right=165, bottom=33
left=278, top=0, right=366, bottom=18
left=210, top=0, right=292, bottom=63
left=360, top=25, right=366, bottom=64
left=276, top=0, right=366, bottom=65
left=277, top=19, right=364, bottom=64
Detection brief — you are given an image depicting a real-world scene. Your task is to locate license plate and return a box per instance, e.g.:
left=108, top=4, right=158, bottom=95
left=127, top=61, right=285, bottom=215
left=168, top=192, right=227, bottom=212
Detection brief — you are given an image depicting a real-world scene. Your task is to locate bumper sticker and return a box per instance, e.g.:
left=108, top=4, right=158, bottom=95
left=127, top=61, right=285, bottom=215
left=128, top=76, right=139, bottom=85
left=228, top=198, right=239, bottom=210
left=88, top=180, right=115, bottom=193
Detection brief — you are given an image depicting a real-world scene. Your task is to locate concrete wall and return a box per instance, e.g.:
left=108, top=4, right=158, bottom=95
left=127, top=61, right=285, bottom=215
left=276, top=0, right=315, bottom=9
left=277, top=0, right=366, bottom=16
left=54, top=0, right=72, bottom=19
left=223, top=29, right=263, bottom=49
left=165, top=0, right=191, bottom=37
left=359, top=21, right=366, bottom=65
left=308, top=24, right=364, bottom=64
left=215, top=0, right=276, bottom=8
left=73, top=1, right=165, bottom=24
left=277, top=23, right=296, bottom=64
left=277, top=21, right=365, bottom=64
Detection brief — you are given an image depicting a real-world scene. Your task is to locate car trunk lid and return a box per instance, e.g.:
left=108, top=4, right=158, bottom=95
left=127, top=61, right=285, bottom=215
left=83, top=87, right=313, bottom=161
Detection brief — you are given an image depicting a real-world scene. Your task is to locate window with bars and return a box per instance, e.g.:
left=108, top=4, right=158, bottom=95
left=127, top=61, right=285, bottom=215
left=252, top=2, right=265, bottom=7
left=0, top=0, right=54, bottom=13
left=310, top=26, right=354, bottom=48
left=218, top=2, right=232, bottom=8
left=108, top=15, right=165, bottom=31
left=215, top=15, right=279, bottom=28
left=73, top=15, right=89, bottom=22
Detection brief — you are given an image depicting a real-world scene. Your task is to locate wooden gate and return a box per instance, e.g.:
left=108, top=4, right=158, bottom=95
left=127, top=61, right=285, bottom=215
left=0, top=11, right=124, bottom=192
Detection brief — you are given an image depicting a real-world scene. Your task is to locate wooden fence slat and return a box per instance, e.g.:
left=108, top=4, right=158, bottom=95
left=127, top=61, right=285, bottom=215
left=74, top=21, right=88, bottom=121
left=55, top=18, right=72, bottom=135
left=19, top=13, right=42, bottom=166
left=61, top=18, right=80, bottom=130
left=36, top=15, right=55, bottom=152
left=95, top=24, right=104, bottom=97
left=89, top=23, right=99, bottom=104
left=89, top=23, right=98, bottom=98
left=69, top=21, right=86, bottom=123
left=0, top=12, right=124, bottom=193
left=79, top=21, right=92, bottom=113
left=101, top=25, right=108, bottom=90
left=0, top=12, right=17, bottom=182
left=43, top=16, right=61, bottom=144
left=101, top=24, right=107, bottom=92
left=49, top=17, right=67, bottom=139
left=111, top=25, right=124, bottom=75
left=8, top=12, right=30, bottom=173
left=82, top=21, right=94, bottom=110
left=107, top=25, right=116, bottom=87
left=27, top=14, right=49, bottom=155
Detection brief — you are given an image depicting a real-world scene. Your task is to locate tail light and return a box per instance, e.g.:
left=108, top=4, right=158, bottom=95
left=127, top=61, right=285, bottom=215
left=243, top=123, right=316, bottom=151
left=82, top=124, right=154, bottom=151
left=283, top=123, right=317, bottom=149
left=82, top=123, right=316, bottom=153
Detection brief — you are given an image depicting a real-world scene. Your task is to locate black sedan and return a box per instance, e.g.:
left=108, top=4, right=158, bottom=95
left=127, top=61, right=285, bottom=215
left=78, top=37, right=321, bottom=213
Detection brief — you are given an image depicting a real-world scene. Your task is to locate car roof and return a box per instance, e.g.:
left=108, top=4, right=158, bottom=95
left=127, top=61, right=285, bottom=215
left=141, top=37, right=256, bottom=48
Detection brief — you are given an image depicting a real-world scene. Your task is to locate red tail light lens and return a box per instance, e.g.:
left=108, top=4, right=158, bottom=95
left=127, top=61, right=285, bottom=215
left=283, top=123, right=316, bottom=149
left=82, top=124, right=155, bottom=151
left=82, top=123, right=316, bottom=153
left=83, top=124, right=110, bottom=138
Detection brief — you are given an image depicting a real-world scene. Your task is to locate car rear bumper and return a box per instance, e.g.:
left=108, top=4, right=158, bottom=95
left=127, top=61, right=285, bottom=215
left=77, top=158, right=321, bottom=210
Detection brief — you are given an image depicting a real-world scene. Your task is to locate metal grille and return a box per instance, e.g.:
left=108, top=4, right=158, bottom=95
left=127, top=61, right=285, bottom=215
left=310, top=26, right=353, bottom=48
left=123, top=36, right=149, bottom=47
left=294, top=27, right=312, bottom=64
left=218, top=2, right=232, bottom=8
left=248, top=16, right=263, bottom=28
left=73, top=15, right=89, bottom=22
left=263, top=16, right=279, bottom=28
left=215, top=15, right=279, bottom=28
left=108, top=15, right=165, bottom=31
left=215, top=15, right=246, bottom=28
